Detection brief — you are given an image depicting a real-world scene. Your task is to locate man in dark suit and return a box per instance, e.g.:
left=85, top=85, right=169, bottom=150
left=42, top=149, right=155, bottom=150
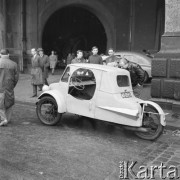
left=38, top=48, right=49, bottom=86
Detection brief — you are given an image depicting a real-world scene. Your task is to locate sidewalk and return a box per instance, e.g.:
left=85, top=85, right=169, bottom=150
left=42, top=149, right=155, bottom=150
left=15, top=72, right=63, bottom=104
left=14, top=72, right=180, bottom=130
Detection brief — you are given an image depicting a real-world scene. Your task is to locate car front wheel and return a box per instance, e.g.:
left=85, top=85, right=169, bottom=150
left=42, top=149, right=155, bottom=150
left=36, top=96, right=62, bottom=125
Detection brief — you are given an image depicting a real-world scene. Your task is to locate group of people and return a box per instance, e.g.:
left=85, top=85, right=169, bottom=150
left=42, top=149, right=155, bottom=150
left=0, top=46, right=145, bottom=126
left=30, top=48, right=58, bottom=97
left=31, top=46, right=105, bottom=97
left=71, top=46, right=103, bottom=65
left=70, top=46, right=145, bottom=98
left=0, top=47, right=58, bottom=126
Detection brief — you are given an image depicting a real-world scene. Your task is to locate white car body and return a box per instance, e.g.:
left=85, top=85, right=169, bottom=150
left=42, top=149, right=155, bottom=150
left=39, top=64, right=165, bottom=128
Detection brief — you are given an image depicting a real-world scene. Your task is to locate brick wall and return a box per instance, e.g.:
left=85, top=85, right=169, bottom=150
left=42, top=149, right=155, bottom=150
left=151, top=54, right=180, bottom=111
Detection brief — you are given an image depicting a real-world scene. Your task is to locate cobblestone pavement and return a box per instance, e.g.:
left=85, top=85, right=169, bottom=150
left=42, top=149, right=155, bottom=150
left=0, top=103, right=179, bottom=180
left=130, top=134, right=180, bottom=180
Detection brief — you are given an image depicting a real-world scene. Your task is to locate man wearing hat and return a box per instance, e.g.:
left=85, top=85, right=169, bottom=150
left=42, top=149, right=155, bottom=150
left=38, top=48, right=49, bottom=87
left=0, top=49, right=19, bottom=126
left=31, top=48, right=43, bottom=97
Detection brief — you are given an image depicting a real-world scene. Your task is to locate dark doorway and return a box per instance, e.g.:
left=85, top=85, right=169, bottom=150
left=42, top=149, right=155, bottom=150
left=42, top=6, right=107, bottom=59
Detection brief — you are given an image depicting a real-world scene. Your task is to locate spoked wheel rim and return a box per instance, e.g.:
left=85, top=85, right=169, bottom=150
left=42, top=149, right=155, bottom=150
left=135, top=105, right=163, bottom=140
left=40, top=99, right=58, bottom=123
left=37, top=96, right=62, bottom=125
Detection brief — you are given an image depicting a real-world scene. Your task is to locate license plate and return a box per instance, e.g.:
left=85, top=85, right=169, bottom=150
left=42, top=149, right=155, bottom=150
left=121, top=92, right=132, bottom=98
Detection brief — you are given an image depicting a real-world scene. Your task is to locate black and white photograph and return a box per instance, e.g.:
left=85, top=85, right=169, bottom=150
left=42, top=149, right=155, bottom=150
left=0, top=0, right=180, bottom=179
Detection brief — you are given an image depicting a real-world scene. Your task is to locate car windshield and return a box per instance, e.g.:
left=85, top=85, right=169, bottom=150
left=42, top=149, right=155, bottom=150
left=61, top=67, right=70, bottom=82
left=117, top=75, right=129, bottom=87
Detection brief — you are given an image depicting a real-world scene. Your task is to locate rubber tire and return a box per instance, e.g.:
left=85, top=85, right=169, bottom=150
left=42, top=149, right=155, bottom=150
left=143, top=71, right=149, bottom=83
left=135, top=105, right=164, bottom=140
left=36, top=96, right=62, bottom=126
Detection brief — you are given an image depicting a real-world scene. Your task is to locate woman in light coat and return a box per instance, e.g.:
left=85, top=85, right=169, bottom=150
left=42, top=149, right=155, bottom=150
left=49, top=51, right=58, bottom=75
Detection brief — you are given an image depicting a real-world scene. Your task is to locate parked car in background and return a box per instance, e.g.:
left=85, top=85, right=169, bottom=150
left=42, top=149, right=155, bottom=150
left=114, top=51, right=152, bottom=83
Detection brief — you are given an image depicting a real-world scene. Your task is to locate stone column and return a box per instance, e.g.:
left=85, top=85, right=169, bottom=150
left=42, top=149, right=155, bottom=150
left=0, top=0, right=6, bottom=49
left=151, top=0, right=180, bottom=112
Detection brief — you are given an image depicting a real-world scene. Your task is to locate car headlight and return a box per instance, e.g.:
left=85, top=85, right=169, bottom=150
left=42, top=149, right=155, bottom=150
left=42, top=85, right=50, bottom=92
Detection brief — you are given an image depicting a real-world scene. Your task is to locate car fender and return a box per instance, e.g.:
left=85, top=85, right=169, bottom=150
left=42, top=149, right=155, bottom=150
left=38, top=90, right=66, bottom=113
left=142, top=101, right=166, bottom=126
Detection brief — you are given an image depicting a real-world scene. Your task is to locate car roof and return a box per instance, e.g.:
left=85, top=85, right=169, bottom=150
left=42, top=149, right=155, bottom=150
left=114, top=51, right=151, bottom=60
left=68, top=63, right=131, bottom=93
left=68, top=63, right=128, bottom=73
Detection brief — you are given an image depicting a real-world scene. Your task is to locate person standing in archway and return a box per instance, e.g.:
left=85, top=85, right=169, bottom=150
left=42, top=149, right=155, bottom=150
left=38, top=48, right=49, bottom=86
left=71, top=50, right=86, bottom=64
left=66, top=53, right=73, bottom=65
left=88, top=46, right=103, bottom=64
left=49, top=50, right=58, bottom=75
left=104, top=48, right=119, bottom=65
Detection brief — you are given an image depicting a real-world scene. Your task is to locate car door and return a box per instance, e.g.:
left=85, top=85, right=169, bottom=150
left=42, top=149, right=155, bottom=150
left=66, top=68, right=100, bottom=118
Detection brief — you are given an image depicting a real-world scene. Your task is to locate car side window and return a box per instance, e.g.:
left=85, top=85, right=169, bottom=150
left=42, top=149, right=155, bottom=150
left=68, top=68, right=96, bottom=100
left=61, top=67, right=70, bottom=82
left=117, top=75, right=129, bottom=87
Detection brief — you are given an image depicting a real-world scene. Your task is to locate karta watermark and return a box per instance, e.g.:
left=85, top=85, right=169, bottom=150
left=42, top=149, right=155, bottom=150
left=119, top=161, right=180, bottom=179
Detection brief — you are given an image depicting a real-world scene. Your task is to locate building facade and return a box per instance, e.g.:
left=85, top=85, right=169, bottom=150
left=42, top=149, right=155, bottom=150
left=0, top=0, right=180, bottom=111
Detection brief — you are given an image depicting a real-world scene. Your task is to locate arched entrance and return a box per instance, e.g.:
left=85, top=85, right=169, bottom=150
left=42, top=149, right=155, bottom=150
left=42, top=6, right=107, bottom=59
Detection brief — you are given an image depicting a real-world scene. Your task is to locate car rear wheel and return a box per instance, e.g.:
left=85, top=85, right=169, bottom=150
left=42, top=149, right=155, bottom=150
left=135, top=104, right=164, bottom=140
left=36, top=96, right=62, bottom=125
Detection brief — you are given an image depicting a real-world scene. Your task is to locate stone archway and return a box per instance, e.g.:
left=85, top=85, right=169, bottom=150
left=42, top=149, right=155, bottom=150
left=38, top=0, right=115, bottom=55
left=41, top=5, right=108, bottom=59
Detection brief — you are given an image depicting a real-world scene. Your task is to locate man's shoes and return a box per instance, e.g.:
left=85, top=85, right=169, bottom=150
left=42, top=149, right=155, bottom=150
left=31, top=94, right=37, bottom=98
